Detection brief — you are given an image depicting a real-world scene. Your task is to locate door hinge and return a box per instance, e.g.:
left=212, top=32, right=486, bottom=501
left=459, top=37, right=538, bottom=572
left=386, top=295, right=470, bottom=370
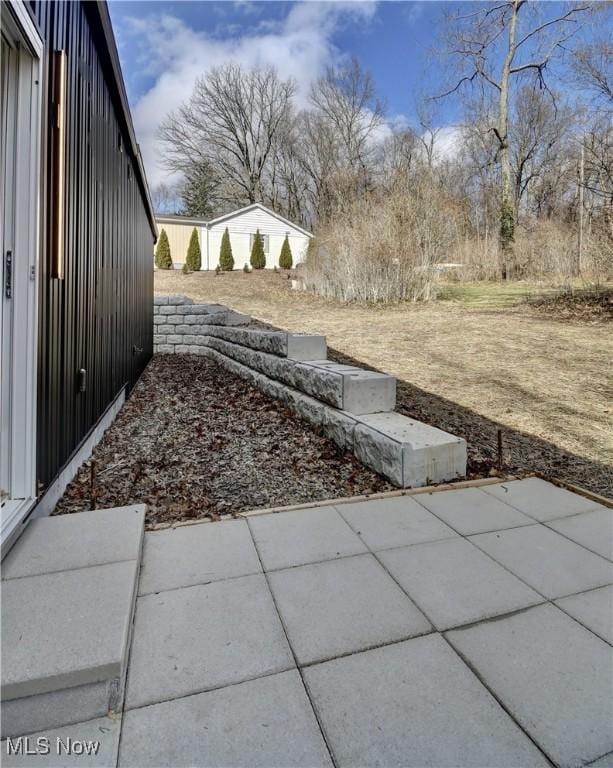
left=5, top=251, right=12, bottom=299
left=30, top=265, right=36, bottom=281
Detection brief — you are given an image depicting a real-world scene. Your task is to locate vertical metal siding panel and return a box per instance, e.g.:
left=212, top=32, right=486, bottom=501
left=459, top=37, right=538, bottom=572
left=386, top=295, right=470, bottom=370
left=31, top=0, right=153, bottom=490
left=66, top=0, right=76, bottom=452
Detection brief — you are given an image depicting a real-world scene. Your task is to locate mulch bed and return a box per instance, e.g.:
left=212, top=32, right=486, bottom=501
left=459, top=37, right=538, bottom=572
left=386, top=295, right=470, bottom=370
left=54, top=355, right=393, bottom=527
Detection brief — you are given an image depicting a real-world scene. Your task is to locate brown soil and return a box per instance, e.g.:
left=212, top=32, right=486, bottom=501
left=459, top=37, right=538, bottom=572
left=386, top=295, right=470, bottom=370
left=154, top=270, right=613, bottom=498
left=523, top=287, right=613, bottom=323
left=54, top=355, right=393, bottom=526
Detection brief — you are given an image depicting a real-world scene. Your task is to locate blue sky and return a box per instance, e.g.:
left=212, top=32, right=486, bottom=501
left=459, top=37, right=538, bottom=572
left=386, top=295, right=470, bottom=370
left=107, top=0, right=463, bottom=186
left=107, top=1, right=601, bottom=188
left=110, top=2, right=454, bottom=117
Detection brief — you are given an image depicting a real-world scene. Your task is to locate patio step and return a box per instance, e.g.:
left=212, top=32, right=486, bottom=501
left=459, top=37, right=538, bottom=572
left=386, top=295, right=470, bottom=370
left=1, top=505, right=145, bottom=738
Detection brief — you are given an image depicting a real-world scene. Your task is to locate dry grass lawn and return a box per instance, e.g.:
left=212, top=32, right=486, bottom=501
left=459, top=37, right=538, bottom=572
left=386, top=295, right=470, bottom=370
left=155, top=270, right=613, bottom=498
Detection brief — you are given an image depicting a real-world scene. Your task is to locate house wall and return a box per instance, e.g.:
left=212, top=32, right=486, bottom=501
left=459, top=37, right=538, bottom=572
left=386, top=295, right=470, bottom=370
left=208, top=208, right=310, bottom=270
left=30, top=0, right=155, bottom=490
left=156, top=220, right=201, bottom=269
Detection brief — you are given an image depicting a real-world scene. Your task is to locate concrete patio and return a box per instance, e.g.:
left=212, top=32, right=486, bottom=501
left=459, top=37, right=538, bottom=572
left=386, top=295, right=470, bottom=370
left=2, top=478, right=612, bottom=767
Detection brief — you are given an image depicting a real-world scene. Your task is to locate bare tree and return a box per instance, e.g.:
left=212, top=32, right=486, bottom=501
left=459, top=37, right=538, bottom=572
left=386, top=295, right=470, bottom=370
left=267, top=121, right=312, bottom=227
left=510, top=83, right=574, bottom=217
left=570, top=34, right=613, bottom=105
left=416, top=99, right=443, bottom=171
left=310, top=58, right=385, bottom=193
left=379, top=128, right=420, bottom=190
left=159, top=64, right=296, bottom=210
left=295, top=110, right=342, bottom=223
left=151, top=182, right=181, bottom=214
left=436, top=0, right=591, bottom=277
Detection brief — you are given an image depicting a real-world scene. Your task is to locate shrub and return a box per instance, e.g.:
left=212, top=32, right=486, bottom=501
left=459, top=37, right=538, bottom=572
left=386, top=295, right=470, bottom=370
left=185, top=227, right=201, bottom=271
left=279, top=234, right=293, bottom=269
left=250, top=229, right=266, bottom=269
left=304, top=184, right=459, bottom=302
left=181, top=262, right=189, bottom=274
left=219, top=227, right=234, bottom=271
left=215, top=264, right=221, bottom=275
left=155, top=229, right=172, bottom=269
left=243, top=263, right=251, bottom=273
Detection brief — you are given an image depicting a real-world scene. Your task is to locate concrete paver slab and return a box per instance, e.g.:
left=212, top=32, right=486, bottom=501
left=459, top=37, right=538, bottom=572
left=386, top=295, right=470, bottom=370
left=303, top=634, right=549, bottom=767
left=1, top=561, right=138, bottom=700
left=482, top=478, right=600, bottom=522
left=138, top=519, right=261, bottom=595
left=546, top=506, right=613, bottom=561
left=470, top=524, right=613, bottom=599
left=119, top=670, right=331, bottom=767
left=1, top=715, right=121, bottom=767
left=2, top=507, right=144, bottom=579
left=125, top=574, right=293, bottom=709
left=589, top=753, right=613, bottom=767
left=1, top=681, right=113, bottom=741
left=337, top=496, right=457, bottom=551
left=378, top=538, right=543, bottom=630
left=268, top=554, right=430, bottom=664
left=555, top=585, right=613, bottom=645
left=247, top=506, right=366, bottom=571
left=415, top=487, right=534, bottom=535
left=447, top=603, right=613, bottom=767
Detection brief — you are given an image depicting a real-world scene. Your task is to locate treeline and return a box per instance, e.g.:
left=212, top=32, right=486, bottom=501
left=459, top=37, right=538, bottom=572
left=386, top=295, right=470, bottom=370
left=155, top=1, right=612, bottom=297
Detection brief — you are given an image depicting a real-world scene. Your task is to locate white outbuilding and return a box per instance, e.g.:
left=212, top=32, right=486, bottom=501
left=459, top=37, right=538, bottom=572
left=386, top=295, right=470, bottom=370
left=155, top=203, right=312, bottom=270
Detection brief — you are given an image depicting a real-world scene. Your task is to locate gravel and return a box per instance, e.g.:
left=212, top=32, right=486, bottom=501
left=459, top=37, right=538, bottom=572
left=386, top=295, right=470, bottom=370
left=54, top=355, right=392, bottom=527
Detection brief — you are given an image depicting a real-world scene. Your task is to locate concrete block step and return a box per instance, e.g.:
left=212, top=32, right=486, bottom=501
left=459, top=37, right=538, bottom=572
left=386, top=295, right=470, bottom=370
left=301, top=361, right=396, bottom=415
left=206, top=346, right=466, bottom=487
left=205, top=337, right=396, bottom=415
left=353, top=412, right=467, bottom=488
left=204, top=326, right=327, bottom=361
left=1, top=507, right=144, bottom=737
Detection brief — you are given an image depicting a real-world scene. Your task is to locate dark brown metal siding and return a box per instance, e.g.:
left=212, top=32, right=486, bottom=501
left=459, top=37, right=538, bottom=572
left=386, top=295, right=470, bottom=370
left=30, top=0, right=154, bottom=490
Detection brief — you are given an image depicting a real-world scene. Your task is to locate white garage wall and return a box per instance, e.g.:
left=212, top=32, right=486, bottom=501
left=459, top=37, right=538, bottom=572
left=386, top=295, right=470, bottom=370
left=156, top=205, right=311, bottom=271
left=209, top=206, right=310, bottom=270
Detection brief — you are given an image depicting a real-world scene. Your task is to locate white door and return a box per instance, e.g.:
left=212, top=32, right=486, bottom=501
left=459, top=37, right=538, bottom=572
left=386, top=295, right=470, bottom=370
left=0, top=1, right=42, bottom=553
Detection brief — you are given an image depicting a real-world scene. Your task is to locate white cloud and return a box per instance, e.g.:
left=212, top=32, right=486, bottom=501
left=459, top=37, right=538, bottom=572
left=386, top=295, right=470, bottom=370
left=403, top=1, right=426, bottom=27
left=430, top=125, right=465, bottom=162
left=124, top=2, right=377, bottom=188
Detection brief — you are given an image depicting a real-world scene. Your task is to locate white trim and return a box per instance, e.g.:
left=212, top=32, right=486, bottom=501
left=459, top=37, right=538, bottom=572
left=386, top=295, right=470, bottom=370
left=0, top=498, right=36, bottom=558
left=207, top=203, right=313, bottom=238
left=0, top=1, right=43, bottom=551
left=5, top=1, right=43, bottom=58
left=156, top=215, right=207, bottom=227
left=2, top=385, right=126, bottom=558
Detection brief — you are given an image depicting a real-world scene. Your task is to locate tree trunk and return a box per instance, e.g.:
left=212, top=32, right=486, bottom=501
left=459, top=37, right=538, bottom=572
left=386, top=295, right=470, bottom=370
left=498, top=1, right=521, bottom=280
left=576, top=142, right=584, bottom=276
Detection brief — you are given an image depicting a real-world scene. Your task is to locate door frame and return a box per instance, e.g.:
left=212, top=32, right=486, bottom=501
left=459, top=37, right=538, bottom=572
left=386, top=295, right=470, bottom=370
left=0, top=0, right=43, bottom=552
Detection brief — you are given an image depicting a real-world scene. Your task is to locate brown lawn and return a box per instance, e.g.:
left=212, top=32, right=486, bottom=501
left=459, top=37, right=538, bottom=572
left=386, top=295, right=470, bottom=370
left=155, top=270, right=613, bottom=498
